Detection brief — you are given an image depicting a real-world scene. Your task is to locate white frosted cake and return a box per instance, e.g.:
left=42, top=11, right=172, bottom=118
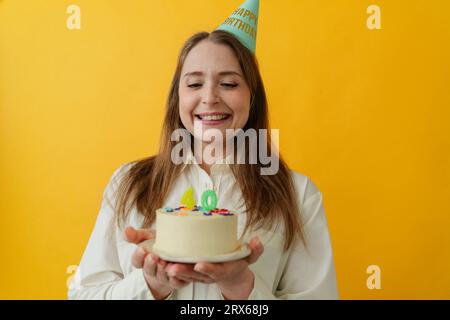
left=153, top=205, right=240, bottom=258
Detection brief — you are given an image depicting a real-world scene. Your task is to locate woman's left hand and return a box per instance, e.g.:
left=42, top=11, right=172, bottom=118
left=164, top=236, right=264, bottom=300
left=196, top=236, right=264, bottom=299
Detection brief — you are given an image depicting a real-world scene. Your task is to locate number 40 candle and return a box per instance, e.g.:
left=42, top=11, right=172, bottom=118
left=180, top=187, right=218, bottom=211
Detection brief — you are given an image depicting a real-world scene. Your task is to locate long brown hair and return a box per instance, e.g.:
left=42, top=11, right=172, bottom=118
left=115, top=30, right=306, bottom=251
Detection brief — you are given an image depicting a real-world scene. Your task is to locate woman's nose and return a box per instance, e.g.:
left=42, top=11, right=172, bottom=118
left=201, top=85, right=220, bottom=106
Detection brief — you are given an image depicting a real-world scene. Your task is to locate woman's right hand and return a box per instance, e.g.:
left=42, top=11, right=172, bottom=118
left=124, top=226, right=188, bottom=299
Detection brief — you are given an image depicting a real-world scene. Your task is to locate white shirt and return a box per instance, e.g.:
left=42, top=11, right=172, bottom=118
left=68, top=155, right=339, bottom=300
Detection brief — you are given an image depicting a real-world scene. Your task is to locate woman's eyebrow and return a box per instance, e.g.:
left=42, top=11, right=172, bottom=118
left=183, top=71, right=243, bottom=78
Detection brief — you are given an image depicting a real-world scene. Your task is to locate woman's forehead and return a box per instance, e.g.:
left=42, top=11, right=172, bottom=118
left=182, top=41, right=241, bottom=73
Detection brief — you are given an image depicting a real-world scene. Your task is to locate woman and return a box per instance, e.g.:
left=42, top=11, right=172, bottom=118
left=68, top=22, right=338, bottom=301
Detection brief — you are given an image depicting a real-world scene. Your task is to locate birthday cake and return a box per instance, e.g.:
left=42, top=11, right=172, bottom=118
left=152, top=190, right=241, bottom=258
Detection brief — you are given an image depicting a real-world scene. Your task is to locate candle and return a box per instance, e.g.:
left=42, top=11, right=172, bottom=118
left=180, top=187, right=195, bottom=209
left=201, top=189, right=218, bottom=211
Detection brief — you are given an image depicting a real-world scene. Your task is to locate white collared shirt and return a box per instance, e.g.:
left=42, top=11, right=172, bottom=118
left=68, top=156, right=339, bottom=300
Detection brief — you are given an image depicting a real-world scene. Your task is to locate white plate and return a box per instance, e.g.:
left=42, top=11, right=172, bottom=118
left=142, top=239, right=251, bottom=263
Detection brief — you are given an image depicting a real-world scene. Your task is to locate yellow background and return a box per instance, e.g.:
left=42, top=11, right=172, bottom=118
left=1, top=0, right=449, bottom=299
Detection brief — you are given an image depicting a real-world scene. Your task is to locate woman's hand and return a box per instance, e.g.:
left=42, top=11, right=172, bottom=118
left=124, top=226, right=173, bottom=299
left=166, top=236, right=264, bottom=300
left=125, top=227, right=263, bottom=299
left=199, top=236, right=264, bottom=300
left=124, top=226, right=213, bottom=299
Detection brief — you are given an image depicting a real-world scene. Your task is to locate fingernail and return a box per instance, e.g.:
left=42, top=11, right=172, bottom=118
left=194, top=264, right=204, bottom=273
left=145, top=255, right=153, bottom=264
left=168, top=270, right=176, bottom=277
left=165, top=265, right=174, bottom=275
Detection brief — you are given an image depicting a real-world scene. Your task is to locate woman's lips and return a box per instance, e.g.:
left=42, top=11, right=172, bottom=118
left=194, top=113, right=231, bottom=126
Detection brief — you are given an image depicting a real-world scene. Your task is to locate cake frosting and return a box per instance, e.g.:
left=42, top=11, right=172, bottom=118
left=153, top=205, right=240, bottom=258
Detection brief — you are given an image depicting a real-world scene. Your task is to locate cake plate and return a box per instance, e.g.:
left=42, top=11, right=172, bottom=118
left=141, top=239, right=251, bottom=263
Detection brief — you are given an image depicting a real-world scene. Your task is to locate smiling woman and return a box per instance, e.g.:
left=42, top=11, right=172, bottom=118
left=68, top=0, right=338, bottom=300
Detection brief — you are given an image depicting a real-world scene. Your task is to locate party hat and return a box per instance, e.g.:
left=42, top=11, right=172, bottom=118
left=216, top=0, right=260, bottom=54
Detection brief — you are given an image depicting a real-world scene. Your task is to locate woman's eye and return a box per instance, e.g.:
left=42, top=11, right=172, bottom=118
left=187, top=83, right=238, bottom=89
left=221, top=83, right=238, bottom=88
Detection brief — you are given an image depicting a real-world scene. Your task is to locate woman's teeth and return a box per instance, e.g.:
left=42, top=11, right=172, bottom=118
left=196, top=114, right=230, bottom=121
